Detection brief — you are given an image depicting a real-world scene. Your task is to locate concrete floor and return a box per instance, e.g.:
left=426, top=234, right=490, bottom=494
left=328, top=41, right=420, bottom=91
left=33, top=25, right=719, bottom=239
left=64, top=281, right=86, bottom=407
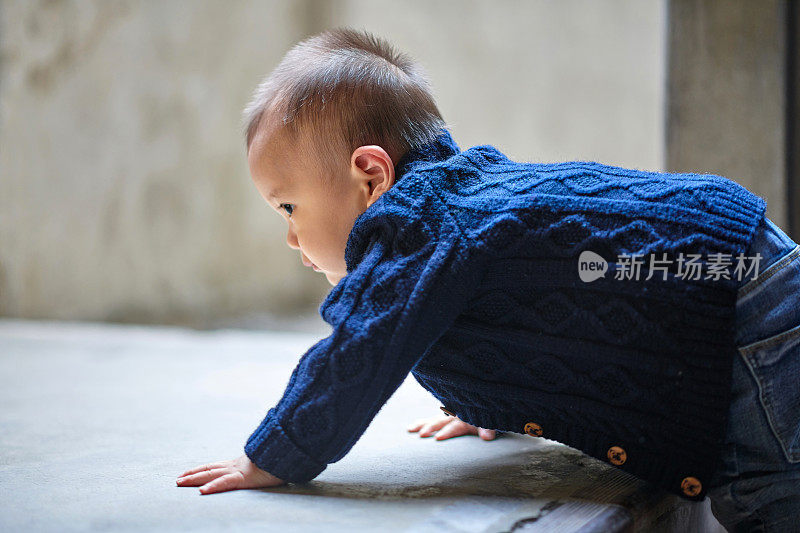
left=0, top=320, right=726, bottom=532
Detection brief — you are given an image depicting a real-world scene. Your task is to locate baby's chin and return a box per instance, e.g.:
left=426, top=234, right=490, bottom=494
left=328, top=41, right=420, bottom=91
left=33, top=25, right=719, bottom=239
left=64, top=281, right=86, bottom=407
left=323, top=271, right=344, bottom=286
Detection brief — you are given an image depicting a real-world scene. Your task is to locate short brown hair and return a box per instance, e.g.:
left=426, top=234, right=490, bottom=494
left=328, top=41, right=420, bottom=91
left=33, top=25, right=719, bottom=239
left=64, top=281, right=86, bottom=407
left=242, top=27, right=448, bottom=184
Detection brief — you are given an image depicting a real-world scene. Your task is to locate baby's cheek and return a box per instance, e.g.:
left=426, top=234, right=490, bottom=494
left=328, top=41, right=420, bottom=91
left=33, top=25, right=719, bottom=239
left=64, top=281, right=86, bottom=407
left=307, top=240, right=337, bottom=273
left=326, top=229, right=349, bottom=266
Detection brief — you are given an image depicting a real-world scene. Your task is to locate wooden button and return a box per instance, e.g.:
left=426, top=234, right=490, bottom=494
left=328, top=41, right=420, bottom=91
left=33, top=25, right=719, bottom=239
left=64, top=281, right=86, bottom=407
left=440, top=406, right=455, bottom=417
left=607, top=446, right=627, bottom=465
left=681, top=476, right=702, bottom=497
left=524, top=422, right=543, bottom=437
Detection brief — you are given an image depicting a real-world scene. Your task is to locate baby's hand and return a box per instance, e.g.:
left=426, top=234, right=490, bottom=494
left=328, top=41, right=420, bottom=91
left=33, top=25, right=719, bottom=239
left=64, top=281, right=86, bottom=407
left=407, top=414, right=497, bottom=441
left=176, top=454, right=285, bottom=495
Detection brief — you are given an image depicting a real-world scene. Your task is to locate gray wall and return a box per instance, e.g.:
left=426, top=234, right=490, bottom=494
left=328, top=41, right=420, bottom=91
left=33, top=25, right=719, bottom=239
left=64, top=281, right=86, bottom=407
left=666, top=0, right=790, bottom=230
left=0, top=0, right=667, bottom=327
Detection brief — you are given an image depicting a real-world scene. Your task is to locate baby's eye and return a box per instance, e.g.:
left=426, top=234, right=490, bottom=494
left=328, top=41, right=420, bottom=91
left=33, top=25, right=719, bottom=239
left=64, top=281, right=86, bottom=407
left=279, top=203, right=294, bottom=216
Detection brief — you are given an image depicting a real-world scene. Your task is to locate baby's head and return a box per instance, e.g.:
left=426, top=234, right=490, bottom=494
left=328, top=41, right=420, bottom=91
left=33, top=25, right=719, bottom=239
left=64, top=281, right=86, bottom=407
left=242, top=27, right=446, bottom=286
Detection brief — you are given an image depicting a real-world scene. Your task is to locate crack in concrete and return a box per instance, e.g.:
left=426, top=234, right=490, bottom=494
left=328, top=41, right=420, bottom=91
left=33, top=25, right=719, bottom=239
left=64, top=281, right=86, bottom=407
left=503, top=499, right=565, bottom=532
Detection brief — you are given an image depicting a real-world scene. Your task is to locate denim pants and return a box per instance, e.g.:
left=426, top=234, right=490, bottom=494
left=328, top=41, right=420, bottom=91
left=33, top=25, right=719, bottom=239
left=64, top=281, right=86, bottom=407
left=707, top=216, right=800, bottom=532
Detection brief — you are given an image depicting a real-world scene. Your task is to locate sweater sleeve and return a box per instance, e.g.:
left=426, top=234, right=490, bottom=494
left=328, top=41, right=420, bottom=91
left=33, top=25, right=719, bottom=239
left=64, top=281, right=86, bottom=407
left=243, top=218, right=482, bottom=483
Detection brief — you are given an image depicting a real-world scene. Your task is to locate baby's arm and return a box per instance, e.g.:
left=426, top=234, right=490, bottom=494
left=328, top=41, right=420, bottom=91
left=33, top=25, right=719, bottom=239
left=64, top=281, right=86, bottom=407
left=177, top=215, right=485, bottom=494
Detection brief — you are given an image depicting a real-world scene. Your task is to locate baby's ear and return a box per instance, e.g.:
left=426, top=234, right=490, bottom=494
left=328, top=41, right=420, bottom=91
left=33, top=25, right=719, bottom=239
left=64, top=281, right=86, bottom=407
left=353, top=147, right=392, bottom=174
left=353, top=145, right=395, bottom=203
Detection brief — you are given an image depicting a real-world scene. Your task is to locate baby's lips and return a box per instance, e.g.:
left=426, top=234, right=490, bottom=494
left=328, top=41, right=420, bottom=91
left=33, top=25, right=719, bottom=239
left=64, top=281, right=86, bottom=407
left=302, top=257, right=321, bottom=271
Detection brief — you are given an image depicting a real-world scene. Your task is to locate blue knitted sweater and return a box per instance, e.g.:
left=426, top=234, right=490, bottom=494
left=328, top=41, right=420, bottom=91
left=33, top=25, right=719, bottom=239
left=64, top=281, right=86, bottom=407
left=245, top=128, right=767, bottom=501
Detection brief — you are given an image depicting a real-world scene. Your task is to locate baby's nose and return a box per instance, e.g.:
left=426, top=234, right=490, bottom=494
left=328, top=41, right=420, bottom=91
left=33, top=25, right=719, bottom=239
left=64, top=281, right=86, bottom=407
left=286, top=226, right=299, bottom=250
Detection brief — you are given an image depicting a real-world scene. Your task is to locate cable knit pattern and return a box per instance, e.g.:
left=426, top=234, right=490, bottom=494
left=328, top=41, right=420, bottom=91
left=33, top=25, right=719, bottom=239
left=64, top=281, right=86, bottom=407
left=245, top=128, right=767, bottom=502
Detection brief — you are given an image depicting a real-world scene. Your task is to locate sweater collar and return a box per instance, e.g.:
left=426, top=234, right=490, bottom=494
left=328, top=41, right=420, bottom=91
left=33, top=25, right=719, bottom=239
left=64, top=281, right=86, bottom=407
left=394, top=127, right=461, bottom=179
left=341, top=128, right=460, bottom=276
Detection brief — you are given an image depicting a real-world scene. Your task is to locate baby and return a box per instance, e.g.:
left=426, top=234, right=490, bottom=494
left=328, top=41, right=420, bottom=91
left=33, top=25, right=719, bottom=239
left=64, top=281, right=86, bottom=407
left=176, top=27, right=800, bottom=529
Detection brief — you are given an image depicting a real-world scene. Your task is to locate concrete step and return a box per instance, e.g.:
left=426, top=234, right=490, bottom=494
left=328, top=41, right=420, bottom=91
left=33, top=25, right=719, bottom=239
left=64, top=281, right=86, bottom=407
left=0, top=319, right=725, bottom=532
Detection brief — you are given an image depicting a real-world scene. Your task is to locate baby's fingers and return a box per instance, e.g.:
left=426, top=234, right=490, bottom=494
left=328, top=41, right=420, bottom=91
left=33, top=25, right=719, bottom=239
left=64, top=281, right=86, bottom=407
left=199, top=472, right=245, bottom=495
left=406, top=419, right=428, bottom=432
left=407, top=417, right=449, bottom=432
left=434, top=420, right=470, bottom=440
left=477, top=428, right=497, bottom=441
left=176, top=467, right=228, bottom=487
left=178, top=461, right=230, bottom=477
left=417, top=417, right=453, bottom=437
